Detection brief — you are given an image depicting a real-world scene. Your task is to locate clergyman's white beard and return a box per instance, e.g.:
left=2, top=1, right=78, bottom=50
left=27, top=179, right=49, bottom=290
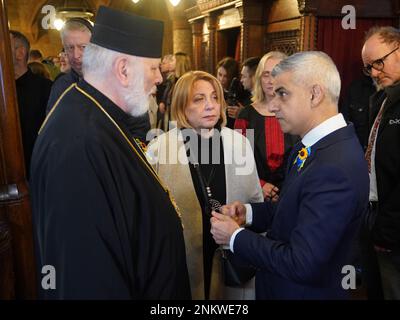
left=125, top=88, right=150, bottom=117
left=124, top=70, right=150, bottom=117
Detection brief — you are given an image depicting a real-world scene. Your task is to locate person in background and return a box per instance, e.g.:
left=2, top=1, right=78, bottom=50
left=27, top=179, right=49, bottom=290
left=235, top=51, right=297, bottom=200
left=10, top=30, right=52, bottom=179
left=341, top=74, right=376, bottom=151
left=147, top=71, right=263, bottom=299
left=28, top=49, right=43, bottom=63
left=158, top=51, right=192, bottom=131
left=155, top=54, right=175, bottom=130
left=51, top=55, right=60, bottom=69
left=46, top=17, right=92, bottom=113
left=29, top=49, right=60, bottom=80
left=216, top=57, right=241, bottom=128
left=156, top=54, right=175, bottom=104
left=240, top=56, right=260, bottom=106
left=361, top=26, right=400, bottom=300
left=160, top=54, right=175, bottom=80
left=28, top=61, right=51, bottom=80
left=217, top=57, right=239, bottom=91
left=59, top=50, right=71, bottom=74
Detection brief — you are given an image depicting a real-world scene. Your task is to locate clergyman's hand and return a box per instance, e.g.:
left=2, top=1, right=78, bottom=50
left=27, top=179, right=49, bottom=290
left=219, top=201, right=247, bottom=226
left=210, top=211, right=240, bottom=246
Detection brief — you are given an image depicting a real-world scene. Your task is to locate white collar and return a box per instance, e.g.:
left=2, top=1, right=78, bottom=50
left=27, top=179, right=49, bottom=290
left=302, top=113, right=347, bottom=147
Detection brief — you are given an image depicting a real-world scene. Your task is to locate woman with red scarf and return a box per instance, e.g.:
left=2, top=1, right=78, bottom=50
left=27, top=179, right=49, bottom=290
left=235, top=51, right=298, bottom=200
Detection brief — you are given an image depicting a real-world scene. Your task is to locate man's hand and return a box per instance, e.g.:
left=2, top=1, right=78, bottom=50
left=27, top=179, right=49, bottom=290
left=262, top=182, right=279, bottom=202
left=210, top=211, right=240, bottom=245
left=220, top=201, right=247, bottom=226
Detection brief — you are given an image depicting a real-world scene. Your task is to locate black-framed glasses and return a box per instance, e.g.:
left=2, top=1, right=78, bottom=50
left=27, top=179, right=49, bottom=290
left=363, top=46, right=399, bottom=76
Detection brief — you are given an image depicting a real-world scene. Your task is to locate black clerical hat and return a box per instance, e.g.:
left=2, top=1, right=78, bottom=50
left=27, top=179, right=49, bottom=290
left=90, top=6, right=163, bottom=58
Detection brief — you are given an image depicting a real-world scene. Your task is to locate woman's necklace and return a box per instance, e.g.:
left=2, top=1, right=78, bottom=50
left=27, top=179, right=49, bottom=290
left=201, top=166, right=216, bottom=198
left=200, top=165, right=222, bottom=213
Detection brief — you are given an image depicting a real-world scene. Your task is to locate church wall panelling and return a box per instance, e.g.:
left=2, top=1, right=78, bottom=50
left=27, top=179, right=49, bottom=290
left=268, top=0, right=301, bottom=22
left=264, top=0, right=302, bottom=55
left=265, top=29, right=300, bottom=55
left=266, top=18, right=301, bottom=33
left=190, top=19, right=204, bottom=70
left=238, top=0, right=265, bottom=61
left=304, top=0, right=394, bottom=17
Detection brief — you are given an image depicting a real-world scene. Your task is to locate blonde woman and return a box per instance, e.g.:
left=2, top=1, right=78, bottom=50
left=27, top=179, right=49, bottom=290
left=235, top=51, right=297, bottom=200
left=147, top=71, right=263, bottom=299
left=158, top=52, right=192, bottom=131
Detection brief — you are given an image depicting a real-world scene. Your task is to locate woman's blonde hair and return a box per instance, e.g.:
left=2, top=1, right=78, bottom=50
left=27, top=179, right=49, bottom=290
left=174, top=52, right=192, bottom=78
left=252, top=51, right=287, bottom=104
left=171, top=71, right=227, bottom=129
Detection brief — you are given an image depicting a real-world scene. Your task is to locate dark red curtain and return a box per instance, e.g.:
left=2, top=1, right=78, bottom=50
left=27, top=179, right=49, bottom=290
left=317, top=18, right=397, bottom=101
left=235, top=32, right=241, bottom=62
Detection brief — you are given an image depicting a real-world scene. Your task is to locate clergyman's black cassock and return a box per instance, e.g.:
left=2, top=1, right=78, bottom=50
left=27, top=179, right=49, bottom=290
left=30, top=80, right=191, bottom=299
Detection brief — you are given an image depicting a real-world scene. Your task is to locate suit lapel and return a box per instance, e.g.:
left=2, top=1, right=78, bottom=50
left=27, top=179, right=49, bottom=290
left=279, top=125, right=355, bottom=199
left=280, top=142, right=307, bottom=198
left=280, top=147, right=317, bottom=198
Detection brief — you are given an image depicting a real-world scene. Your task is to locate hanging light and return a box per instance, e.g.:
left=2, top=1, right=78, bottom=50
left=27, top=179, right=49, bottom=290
left=169, top=0, right=181, bottom=6
left=57, top=0, right=94, bottom=21
left=132, top=0, right=140, bottom=3
left=54, top=18, right=65, bottom=31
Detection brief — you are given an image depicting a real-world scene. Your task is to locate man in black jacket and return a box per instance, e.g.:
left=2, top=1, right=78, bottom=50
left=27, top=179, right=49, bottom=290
left=10, top=30, right=52, bottom=179
left=31, top=6, right=190, bottom=299
left=362, top=26, right=400, bottom=299
left=341, top=74, right=376, bottom=151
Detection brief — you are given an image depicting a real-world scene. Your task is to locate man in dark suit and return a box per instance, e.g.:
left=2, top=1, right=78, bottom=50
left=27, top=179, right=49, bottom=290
left=362, top=26, right=400, bottom=299
left=211, top=51, right=369, bottom=299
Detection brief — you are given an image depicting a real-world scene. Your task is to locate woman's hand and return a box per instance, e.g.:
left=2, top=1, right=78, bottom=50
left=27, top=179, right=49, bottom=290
left=262, top=182, right=279, bottom=202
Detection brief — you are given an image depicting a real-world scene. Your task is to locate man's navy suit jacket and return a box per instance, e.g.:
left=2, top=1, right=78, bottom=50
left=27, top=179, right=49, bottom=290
left=234, top=124, right=369, bottom=299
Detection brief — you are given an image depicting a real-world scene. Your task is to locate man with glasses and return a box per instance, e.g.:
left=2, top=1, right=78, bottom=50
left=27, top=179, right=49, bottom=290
left=46, top=18, right=92, bottom=114
left=361, top=26, right=400, bottom=299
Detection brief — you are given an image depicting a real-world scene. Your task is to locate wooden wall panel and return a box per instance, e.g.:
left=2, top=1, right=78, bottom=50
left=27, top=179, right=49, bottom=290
left=191, top=20, right=204, bottom=70
left=310, top=0, right=394, bottom=17
left=268, top=0, right=300, bottom=22
left=0, top=0, right=36, bottom=299
left=266, top=18, right=301, bottom=32
left=265, top=29, right=300, bottom=55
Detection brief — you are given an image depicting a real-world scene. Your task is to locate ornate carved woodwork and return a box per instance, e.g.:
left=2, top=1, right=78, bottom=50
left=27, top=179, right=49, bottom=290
left=265, top=29, right=300, bottom=55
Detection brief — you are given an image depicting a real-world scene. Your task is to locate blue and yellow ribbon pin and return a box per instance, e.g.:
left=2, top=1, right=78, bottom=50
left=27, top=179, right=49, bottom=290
left=293, top=146, right=311, bottom=172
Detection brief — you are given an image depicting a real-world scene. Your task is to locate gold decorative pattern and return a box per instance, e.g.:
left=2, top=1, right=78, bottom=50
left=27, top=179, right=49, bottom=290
left=185, top=5, right=202, bottom=20
left=297, top=0, right=317, bottom=14
left=218, top=8, right=241, bottom=30
left=197, top=0, right=233, bottom=12
left=265, top=30, right=301, bottom=55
